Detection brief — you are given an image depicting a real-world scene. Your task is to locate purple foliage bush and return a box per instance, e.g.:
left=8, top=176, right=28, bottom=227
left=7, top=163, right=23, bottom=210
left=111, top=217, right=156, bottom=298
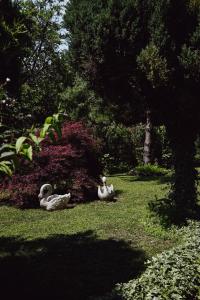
left=0, top=122, right=102, bottom=208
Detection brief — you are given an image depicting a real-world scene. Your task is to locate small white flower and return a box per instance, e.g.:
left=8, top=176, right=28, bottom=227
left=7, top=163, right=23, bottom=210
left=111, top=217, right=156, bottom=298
left=6, top=77, right=11, bottom=82
left=2, top=100, right=6, bottom=104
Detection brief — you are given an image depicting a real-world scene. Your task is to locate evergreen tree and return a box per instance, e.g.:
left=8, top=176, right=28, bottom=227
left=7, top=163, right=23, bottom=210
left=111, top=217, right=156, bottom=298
left=64, top=0, right=200, bottom=224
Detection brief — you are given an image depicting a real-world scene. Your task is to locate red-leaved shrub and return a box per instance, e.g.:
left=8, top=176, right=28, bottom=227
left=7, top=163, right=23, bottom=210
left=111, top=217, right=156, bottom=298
left=0, top=122, right=102, bottom=208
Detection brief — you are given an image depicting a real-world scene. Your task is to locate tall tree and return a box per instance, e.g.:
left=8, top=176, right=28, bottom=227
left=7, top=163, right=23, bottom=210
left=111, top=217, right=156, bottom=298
left=138, top=0, right=200, bottom=223
left=64, top=0, right=146, bottom=124
left=64, top=0, right=200, bottom=224
left=19, top=0, right=69, bottom=123
left=0, top=0, right=28, bottom=97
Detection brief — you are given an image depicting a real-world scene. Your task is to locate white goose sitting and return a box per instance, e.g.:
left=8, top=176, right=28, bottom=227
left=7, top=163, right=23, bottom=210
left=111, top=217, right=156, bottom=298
left=38, top=184, right=71, bottom=211
left=98, top=176, right=115, bottom=201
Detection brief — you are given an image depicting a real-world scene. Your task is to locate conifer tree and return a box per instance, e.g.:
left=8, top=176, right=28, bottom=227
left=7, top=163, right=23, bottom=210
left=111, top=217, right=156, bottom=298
left=65, top=0, right=200, bottom=223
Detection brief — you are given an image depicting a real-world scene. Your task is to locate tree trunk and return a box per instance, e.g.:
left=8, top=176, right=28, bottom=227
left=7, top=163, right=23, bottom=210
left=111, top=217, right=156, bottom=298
left=167, top=125, right=198, bottom=224
left=143, top=110, right=153, bottom=164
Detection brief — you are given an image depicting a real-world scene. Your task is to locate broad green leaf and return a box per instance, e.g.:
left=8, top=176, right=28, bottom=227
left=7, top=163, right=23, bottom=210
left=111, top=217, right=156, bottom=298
left=53, top=113, right=63, bottom=123
left=0, top=144, right=15, bottom=152
left=53, top=113, right=59, bottom=122
left=0, top=151, right=15, bottom=159
left=16, top=136, right=27, bottom=153
left=0, top=161, right=13, bottom=176
left=0, top=160, right=12, bottom=166
left=40, top=124, right=51, bottom=138
left=29, top=133, right=38, bottom=144
left=19, top=144, right=33, bottom=161
left=26, top=146, right=33, bottom=161
left=45, top=116, right=53, bottom=124
left=29, top=133, right=44, bottom=146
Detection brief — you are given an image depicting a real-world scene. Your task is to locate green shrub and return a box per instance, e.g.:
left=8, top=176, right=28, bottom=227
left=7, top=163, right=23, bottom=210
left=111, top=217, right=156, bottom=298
left=98, top=221, right=200, bottom=300
left=130, top=125, right=172, bottom=167
left=130, top=123, right=145, bottom=165
left=132, top=164, right=168, bottom=177
left=100, top=122, right=137, bottom=174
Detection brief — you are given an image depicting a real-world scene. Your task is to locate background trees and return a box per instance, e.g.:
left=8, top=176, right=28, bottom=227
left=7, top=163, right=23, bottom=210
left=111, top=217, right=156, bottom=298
left=64, top=0, right=200, bottom=224
left=0, top=0, right=29, bottom=97
left=20, top=0, right=69, bottom=123
left=1, top=0, right=200, bottom=223
left=64, top=0, right=146, bottom=124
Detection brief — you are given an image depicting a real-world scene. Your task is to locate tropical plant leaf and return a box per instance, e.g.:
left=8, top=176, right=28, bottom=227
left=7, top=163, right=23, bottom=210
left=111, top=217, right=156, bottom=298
left=16, top=136, right=27, bottom=153
left=29, top=133, right=44, bottom=146
left=20, top=144, right=33, bottom=161
left=0, top=161, right=13, bottom=176
left=53, top=113, right=63, bottom=123
left=27, top=146, right=33, bottom=160
left=0, top=144, right=15, bottom=152
left=40, top=124, right=51, bottom=138
left=0, top=151, right=15, bottom=160
left=45, top=116, right=53, bottom=124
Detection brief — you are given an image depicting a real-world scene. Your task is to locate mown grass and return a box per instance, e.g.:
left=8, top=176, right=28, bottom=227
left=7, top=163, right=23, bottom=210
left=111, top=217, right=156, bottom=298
left=0, top=174, right=182, bottom=300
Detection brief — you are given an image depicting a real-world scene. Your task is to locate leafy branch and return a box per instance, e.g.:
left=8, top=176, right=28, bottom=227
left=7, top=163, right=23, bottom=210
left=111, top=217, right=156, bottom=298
left=0, top=112, right=64, bottom=176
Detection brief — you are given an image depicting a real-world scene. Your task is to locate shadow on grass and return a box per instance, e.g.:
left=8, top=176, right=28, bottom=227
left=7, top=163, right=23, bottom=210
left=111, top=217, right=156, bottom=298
left=148, top=197, right=200, bottom=227
left=0, top=231, right=146, bottom=300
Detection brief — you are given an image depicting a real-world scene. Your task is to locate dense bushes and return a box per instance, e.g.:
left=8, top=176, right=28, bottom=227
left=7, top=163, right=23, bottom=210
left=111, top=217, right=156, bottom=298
left=130, top=124, right=172, bottom=167
left=0, top=122, right=102, bottom=208
left=99, top=222, right=200, bottom=300
left=100, top=122, right=137, bottom=173
left=132, top=164, right=169, bottom=178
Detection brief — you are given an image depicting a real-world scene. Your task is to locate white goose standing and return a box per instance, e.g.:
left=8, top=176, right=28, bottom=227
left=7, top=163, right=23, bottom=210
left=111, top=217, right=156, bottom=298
left=98, top=176, right=115, bottom=200
left=38, top=184, right=71, bottom=211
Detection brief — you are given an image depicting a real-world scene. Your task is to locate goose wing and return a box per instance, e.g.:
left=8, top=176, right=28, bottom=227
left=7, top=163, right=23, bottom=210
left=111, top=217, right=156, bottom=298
left=46, top=193, right=71, bottom=210
left=107, top=184, right=114, bottom=194
left=98, top=186, right=110, bottom=200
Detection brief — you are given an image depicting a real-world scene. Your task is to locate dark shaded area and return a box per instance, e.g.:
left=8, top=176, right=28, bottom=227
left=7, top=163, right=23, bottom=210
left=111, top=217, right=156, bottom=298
left=0, top=231, right=146, bottom=300
left=148, top=197, right=200, bottom=227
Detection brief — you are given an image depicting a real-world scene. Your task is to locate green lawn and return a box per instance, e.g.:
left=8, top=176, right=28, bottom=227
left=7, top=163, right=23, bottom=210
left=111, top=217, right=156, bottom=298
left=0, top=174, right=182, bottom=300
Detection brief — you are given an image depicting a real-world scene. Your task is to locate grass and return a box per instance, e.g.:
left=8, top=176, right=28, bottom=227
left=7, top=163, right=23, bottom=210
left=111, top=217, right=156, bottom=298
left=0, top=174, right=182, bottom=300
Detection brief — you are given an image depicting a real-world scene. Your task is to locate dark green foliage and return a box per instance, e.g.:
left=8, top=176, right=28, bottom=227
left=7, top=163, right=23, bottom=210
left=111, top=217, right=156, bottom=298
left=100, top=122, right=137, bottom=173
left=64, top=0, right=146, bottom=124
left=0, top=0, right=29, bottom=97
left=130, top=125, right=172, bottom=167
left=20, top=0, right=69, bottom=124
left=167, top=130, right=199, bottom=224
left=64, top=0, right=200, bottom=223
left=58, top=75, right=104, bottom=123
left=99, top=222, right=200, bottom=300
left=133, top=164, right=168, bottom=178
left=59, top=76, right=137, bottom=173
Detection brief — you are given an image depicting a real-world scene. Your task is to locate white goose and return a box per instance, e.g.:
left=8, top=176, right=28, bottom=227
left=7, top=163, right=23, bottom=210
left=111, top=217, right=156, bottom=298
left=38, top=184, right=71, bottom=211
left=98, top=176, right=115, bottom=200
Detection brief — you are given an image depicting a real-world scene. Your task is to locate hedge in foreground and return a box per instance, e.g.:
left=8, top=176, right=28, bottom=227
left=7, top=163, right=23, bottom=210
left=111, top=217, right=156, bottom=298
left=0, top=122, right=102, bottom=208
left=100, top=221, right=200, bottom=300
